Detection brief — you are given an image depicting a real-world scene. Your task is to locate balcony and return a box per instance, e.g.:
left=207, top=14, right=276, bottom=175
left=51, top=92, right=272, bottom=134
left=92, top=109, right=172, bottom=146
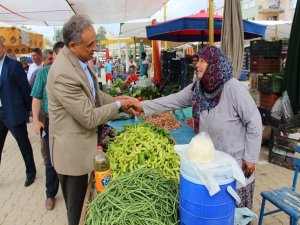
left=258, top=0, right=285, bottom=14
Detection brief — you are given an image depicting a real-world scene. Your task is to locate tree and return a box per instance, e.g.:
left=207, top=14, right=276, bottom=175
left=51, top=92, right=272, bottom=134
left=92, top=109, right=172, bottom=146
left=95, top=26, right=107, bottom=51
left=45, top=37, right=53, bottom=47
left=54, top=28, right=63, bottom=42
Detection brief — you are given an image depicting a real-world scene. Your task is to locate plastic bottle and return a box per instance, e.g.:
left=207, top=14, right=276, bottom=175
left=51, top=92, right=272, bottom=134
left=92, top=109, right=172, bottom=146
left=94, top=146, right=112, bottom=192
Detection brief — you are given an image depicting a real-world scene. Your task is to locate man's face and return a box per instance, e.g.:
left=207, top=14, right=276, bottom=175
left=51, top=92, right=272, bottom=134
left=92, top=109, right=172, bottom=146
left=44, top=53, right=54, bottom=66
left=192, top=57, right=198, bottom=67
left=0, top=42, right=6, bottom=60
left=31, top=51, right=43, bottom=65
left=69, top=26, right=97, bottom=62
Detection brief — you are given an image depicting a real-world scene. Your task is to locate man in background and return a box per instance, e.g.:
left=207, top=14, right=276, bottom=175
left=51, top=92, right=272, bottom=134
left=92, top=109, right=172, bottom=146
left=31, top=41, right=64, bottom=210
left=0, top=40, right=36, bottom=187
left=140, top=52, right=151, bottom=77
left=104, top=57, right=113, bottom=85
left=128, top=56, right=137, bottom=74
left=27, top=48, right=43, bottom=82
left=29, top=49, right=54, bottom=87
left=192, top=54, right=199, bottom=82
left=114, top=57, right=123, bottom=79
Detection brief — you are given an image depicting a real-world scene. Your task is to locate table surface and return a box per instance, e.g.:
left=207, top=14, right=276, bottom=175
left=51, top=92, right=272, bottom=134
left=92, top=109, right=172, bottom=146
left=107, top=118, right=195, bottom=144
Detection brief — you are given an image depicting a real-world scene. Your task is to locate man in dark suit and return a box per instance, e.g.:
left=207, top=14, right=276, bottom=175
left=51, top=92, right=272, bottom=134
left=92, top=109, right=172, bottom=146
left=0, top=40, right=36, bottom=187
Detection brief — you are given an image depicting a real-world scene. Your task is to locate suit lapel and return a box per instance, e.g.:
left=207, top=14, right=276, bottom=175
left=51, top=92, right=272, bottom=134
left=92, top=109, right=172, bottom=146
left=87, top=65, right=100, bottom=107
left=62, top=47, right=95, bottom=101
left=0, top=56, right=9, bottom=89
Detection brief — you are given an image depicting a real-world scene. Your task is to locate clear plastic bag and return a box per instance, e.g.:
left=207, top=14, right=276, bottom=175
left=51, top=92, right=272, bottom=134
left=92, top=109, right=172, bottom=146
left=271, top=91, right=294, bottom=119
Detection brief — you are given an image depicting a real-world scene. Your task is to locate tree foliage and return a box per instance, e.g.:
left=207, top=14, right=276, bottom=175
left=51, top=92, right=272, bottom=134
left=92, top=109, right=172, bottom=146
left=96, top=26, right=107, bottom=51
left=54, top=28, right=63, bottom=42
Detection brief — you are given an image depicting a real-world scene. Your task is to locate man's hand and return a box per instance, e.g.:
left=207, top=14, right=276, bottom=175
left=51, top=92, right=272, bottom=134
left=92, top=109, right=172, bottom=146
left=33, top=120, right=44, bottom=136
left=130, top=100, right=143, bottom=113
left=113, top=95, right=130, bottom=101
left=119, top=97, right=140, bottom=115
left=242, top=160, right=255, bottom=178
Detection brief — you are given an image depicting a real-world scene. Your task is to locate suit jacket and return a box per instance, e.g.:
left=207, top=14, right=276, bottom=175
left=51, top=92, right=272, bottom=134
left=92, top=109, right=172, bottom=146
left=0, top=56, right=31, bottom=126
left=47, top=46, right=119, bottom=176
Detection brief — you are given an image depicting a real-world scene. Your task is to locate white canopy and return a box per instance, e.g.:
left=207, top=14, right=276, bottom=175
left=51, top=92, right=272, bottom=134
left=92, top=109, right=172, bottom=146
left=250, top=20, right=292, bottom=40
left=0, top=0, right=168, bottom=25
left=119, top=20, right=151, bottom=38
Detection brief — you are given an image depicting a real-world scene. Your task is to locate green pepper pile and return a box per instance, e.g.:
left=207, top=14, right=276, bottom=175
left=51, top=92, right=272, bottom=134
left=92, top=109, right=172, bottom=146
left=108, top=124, right=179, bottom=182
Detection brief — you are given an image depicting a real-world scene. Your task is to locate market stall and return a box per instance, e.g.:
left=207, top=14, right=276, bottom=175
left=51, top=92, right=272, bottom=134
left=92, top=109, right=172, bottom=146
left=0, top=22, right=44, bottom=54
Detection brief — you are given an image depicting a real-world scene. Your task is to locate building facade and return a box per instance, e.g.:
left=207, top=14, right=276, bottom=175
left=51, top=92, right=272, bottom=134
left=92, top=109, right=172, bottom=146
left=215, top=0, right=296, bottom=21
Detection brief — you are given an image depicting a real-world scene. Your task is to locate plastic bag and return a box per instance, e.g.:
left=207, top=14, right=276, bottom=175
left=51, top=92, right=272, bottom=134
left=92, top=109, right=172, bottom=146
left=271, top=91, right=294, bottom=119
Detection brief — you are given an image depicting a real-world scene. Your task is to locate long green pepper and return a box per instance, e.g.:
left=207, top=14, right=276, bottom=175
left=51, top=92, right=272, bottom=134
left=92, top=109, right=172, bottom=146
left=86, top=168, right=179, bottom=225
left=108, top=124, right=180, bottom=181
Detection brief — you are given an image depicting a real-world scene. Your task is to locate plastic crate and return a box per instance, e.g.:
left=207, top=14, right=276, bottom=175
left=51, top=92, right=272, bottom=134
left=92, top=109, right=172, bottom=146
left=257, top=75, right=282, bottom=93
left=251, top=57, right=281, bottom=73
left=259, top=92, right=279, bottom=109
left=250, top=40, right=282, bottom=58
left=269, top=145, right=295, bottom=170
left=269, top=113, right=300, bottom=131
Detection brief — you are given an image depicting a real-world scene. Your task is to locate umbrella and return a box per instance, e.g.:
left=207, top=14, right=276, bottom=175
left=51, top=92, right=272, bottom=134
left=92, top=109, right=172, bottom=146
left=221, top=0, right=244, bottom=79
left=146, top=10, right=266, bottom=43
left=0, top=22, right=44, bottom=54
left=283, top=0, right=300, bottom=114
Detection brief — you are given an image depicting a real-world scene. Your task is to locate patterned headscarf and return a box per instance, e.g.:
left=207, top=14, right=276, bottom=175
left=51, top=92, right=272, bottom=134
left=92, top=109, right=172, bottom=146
left=191, top=46, right=233, bottom=133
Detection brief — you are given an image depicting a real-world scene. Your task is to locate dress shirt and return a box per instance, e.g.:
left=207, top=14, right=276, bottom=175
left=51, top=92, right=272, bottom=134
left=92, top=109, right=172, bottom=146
left=27, top=62, right=43, bottom=81
left=78, top=60, right=96, bottom=98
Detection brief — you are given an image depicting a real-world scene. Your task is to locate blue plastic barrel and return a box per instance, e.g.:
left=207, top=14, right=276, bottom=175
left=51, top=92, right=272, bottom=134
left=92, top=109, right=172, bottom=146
left=179, top=159, right=237, bottom=225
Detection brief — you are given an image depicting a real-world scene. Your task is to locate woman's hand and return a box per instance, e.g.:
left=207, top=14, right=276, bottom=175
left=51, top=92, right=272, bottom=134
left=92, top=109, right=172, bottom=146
left=242, top=160, right=255, bottom=178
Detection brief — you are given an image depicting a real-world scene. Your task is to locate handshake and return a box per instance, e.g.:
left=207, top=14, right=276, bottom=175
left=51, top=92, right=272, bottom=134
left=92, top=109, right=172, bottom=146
left=113, top=96, right=143, bottom=115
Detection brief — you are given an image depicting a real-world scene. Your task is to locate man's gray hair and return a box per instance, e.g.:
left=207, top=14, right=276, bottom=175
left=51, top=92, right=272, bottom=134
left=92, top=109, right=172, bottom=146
left=42, top=49, right=53, bottom=57
left=63, top=15, right=93, bottom=46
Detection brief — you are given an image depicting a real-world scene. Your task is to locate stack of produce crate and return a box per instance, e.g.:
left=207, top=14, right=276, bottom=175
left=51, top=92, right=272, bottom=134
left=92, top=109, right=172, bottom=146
left=249, top=40, right=283, bottom=114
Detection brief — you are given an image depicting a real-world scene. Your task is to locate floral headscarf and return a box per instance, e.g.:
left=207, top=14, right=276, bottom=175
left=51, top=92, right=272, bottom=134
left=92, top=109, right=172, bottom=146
left=191, top=46, right=233, bottom=133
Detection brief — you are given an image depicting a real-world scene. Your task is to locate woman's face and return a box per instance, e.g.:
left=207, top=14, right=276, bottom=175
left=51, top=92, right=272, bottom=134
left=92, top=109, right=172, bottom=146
left=196, top=57, right=208, bottom=79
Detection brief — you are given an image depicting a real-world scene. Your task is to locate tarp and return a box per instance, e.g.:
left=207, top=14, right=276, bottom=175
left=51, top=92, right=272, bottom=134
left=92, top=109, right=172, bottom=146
left=119, top=21, right=151, bottom=38
left=0, top=22, right=44, bottom=54
left=0, top=0, right=74, bottom=25
left=250, top=20, right=292, bottom=40
left=283, top=1, right=300, bottom=114
left=221, top=0, right=244, bottom=79
left=0, top=0, right=169, bottom=25
left=146, top=11, right=266, bottom=42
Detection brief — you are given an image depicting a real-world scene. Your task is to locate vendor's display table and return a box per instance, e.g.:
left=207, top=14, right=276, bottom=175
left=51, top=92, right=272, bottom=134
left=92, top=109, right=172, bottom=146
left=108, top=118, right=195, bottom=144
left=79, top=118, right=195, bottom=224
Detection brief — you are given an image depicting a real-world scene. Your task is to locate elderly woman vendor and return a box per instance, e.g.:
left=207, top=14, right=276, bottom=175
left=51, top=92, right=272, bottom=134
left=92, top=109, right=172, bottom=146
left=131, top=46, right=262, bottom=209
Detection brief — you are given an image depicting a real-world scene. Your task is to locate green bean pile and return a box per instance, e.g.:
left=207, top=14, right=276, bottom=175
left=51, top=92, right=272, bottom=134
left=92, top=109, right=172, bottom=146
left=108, top=124, right=179, bottom=181
left=86, top=168, right=179, bottom=225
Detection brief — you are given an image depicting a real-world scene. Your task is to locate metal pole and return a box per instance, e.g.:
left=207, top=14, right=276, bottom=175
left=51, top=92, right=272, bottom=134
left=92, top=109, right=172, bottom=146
left=209, top=0, right=214, bottom=46
left=164, top=0, right=168, bottom=50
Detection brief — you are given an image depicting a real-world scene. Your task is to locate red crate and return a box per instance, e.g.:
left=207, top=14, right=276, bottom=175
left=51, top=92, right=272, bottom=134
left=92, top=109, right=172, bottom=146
left=251, top=57, right=281, bottom=73
left=259, top=92, right=279, bottom=109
